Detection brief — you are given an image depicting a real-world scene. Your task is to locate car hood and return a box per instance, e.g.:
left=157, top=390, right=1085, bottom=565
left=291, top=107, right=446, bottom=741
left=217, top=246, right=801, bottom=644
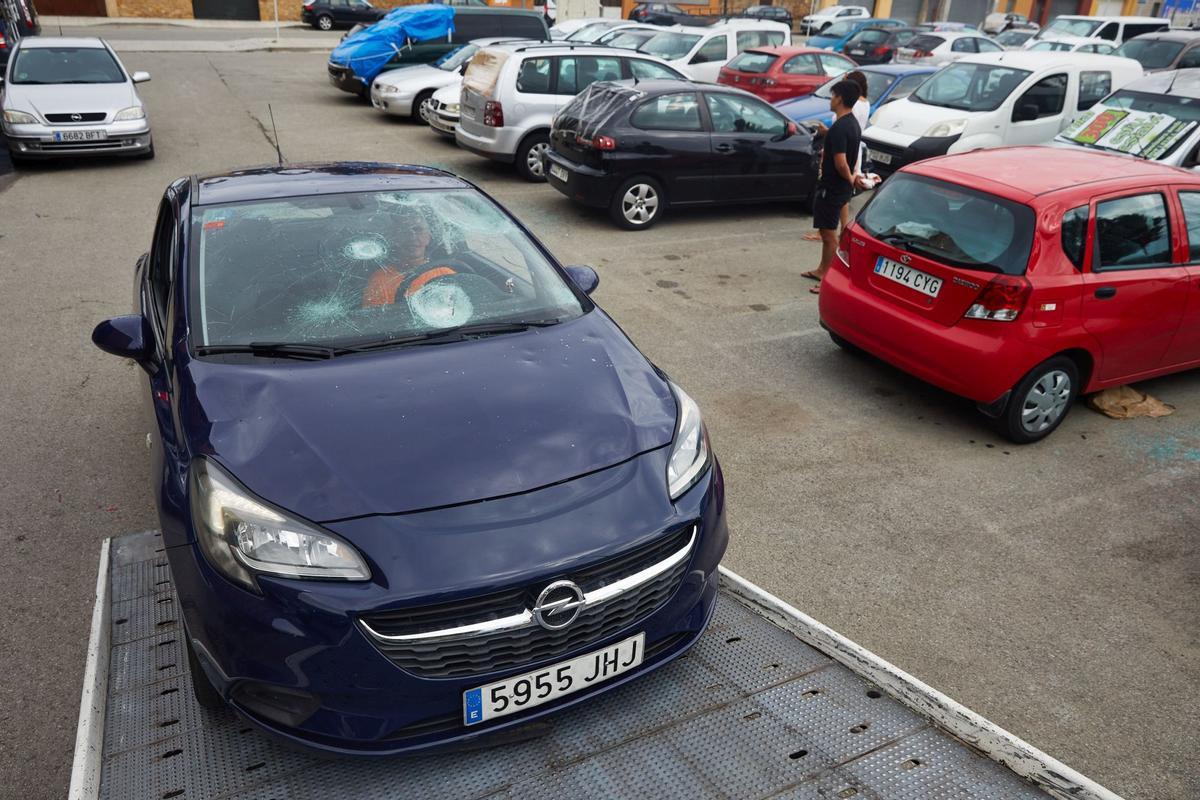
left=5, top=81, right=137, bottom=117
left=181, top=311, right=678, bottom=522
left=808, top=35, right=842, bottom=48
left=869, top=98, right=972, bottom=138
left=373, top=64, right=449, bottom=89
left=775, top=95, right=832, bottom=124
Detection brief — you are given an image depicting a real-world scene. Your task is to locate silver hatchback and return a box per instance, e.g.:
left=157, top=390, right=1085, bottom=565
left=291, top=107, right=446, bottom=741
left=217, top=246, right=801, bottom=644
left=1, top=37, right=153, bottom=162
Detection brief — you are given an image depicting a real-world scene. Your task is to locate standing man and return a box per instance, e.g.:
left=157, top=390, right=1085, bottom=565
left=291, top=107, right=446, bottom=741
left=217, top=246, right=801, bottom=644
left=804, top=80, right=865, bottom=295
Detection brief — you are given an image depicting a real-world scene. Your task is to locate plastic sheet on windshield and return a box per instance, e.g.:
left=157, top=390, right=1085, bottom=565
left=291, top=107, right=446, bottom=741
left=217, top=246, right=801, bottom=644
left=554, top=81, right=646, bottom=140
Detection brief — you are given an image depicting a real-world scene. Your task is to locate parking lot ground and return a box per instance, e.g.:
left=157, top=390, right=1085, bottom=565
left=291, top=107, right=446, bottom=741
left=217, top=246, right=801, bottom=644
left=0, top=49, right=1196, bottom=800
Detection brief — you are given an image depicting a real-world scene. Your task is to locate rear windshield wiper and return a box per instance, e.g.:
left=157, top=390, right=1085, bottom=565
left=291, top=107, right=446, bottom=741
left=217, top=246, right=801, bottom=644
left=342, top=319, right=562, bottom=354
left=194, top=342, right=346, bottom=360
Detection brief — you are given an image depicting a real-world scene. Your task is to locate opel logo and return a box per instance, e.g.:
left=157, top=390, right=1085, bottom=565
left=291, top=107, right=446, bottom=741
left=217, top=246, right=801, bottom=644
left=532, top=580, right=585, bottom=630
left=70, top=113, right=82, bottom=121
left=900, top=254, right=911, bottom=264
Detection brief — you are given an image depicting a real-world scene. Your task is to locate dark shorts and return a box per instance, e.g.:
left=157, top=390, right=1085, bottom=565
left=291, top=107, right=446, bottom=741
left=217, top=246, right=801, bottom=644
left=812, top=185, right=852, bottom=231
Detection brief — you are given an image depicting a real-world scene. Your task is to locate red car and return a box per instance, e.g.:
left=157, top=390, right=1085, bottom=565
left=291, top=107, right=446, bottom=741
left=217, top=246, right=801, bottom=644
left=716, top=46, right=859, bottom=104
left=820, top=147, right=1200, bottom=443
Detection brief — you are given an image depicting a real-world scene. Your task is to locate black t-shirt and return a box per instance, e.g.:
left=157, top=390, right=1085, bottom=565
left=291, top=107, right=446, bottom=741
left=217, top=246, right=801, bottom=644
left=819, top=113, right=861, bottom=193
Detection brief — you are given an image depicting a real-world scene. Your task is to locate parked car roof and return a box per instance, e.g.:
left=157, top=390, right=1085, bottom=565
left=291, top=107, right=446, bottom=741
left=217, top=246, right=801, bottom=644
left=193, top=163, right=468, bottom=206
left=18, top=36, right=105, bottom=49
left=735, top=45, right=827, bottom=58
left=1120, top=67, right=1200, bottom=97
left=908, top=146, right=1190, bottom=201
left=1122, top=30, right=1200, bottom=43
left=957, top=50, right=1138, bottom=70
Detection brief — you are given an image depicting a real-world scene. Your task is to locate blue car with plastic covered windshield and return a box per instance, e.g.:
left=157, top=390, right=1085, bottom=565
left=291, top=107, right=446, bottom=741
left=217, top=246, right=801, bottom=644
left=90, top=162, right=726, bottom=755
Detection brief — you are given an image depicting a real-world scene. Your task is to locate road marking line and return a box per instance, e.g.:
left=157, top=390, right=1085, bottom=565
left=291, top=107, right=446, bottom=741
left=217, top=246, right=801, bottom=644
left=68, top=538, right=111, bottom=800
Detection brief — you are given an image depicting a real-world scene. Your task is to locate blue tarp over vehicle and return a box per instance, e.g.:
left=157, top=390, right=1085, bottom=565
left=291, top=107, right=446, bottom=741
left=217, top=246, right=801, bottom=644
left=329, top=4, right=456, bottom=86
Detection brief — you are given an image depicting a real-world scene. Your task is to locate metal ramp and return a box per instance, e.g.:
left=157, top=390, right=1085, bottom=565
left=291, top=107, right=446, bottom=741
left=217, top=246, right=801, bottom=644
left=73, top=531, right=1115, bottom=800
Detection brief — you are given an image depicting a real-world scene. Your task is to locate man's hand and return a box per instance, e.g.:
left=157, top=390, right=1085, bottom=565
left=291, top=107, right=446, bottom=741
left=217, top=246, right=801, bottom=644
left=812, top=120, right=828, bottom=135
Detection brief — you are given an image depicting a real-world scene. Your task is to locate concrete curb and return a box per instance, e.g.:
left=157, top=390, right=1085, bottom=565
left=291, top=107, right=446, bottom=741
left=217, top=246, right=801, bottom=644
left=66, top=538, right=111, bottom=800
left=41, top=14, right=309, bottom=29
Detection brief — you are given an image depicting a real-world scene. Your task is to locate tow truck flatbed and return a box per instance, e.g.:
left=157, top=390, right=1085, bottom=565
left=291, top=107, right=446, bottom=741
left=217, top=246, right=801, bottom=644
left=70, top=532, right=1121, bottom=800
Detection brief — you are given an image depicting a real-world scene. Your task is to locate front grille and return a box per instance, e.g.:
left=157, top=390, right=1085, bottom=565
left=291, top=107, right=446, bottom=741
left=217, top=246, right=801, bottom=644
left=863, top=138, right=908, bottom=176
left=33, top=140, right=129, bottom=151
left=360, top=525, right=695, bottom=678
left=44, top=112, right=106, bottom=123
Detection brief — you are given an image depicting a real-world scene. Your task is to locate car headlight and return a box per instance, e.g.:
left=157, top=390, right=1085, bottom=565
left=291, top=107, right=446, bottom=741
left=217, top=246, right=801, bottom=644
left=376, top=84, right=400, bottom=95
left=2, top=109, right=38, bottom=124
left=925, top=118, right=967, bottom=138
left=189, top=458, right=370, bottom=591
left=113, top=106, right=146, bottom=121
left=666, top=381, right=710, bottom=500
left=445, top=102, right=460, bottom=113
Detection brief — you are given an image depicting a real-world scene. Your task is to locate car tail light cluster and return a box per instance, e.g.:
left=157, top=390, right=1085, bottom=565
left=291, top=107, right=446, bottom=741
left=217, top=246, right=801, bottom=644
left=484, top=100, right=504, bottom=127
left=871, top=46, right=890, bottom=56
left=0, top=33, right=6, bottom=51
left=750, top=77, right=777, bottom=86
left=303, top=2, right=314, bottom=7
left=964, top=275, right=1031, bottom=322
left=575, top=134, right=617, bottom=151
left=911, top=49, right=932, bottom=58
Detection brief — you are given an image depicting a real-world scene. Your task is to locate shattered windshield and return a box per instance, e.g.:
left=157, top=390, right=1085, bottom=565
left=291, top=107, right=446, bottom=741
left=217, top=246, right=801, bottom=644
left=190, top=189, right=585, bottom=350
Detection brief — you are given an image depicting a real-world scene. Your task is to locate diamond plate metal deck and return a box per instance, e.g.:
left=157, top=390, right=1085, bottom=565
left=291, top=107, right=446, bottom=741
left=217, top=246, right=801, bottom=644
left=97, top=532, right=1050, bottom=800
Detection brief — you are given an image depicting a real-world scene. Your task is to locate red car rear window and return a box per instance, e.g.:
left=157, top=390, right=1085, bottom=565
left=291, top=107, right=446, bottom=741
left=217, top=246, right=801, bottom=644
left=725, top=51, right=776, bottom=73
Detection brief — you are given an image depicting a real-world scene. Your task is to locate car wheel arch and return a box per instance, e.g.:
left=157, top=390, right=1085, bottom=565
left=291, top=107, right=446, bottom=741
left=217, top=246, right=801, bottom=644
left=1056, top=347, right=1096, bottom=393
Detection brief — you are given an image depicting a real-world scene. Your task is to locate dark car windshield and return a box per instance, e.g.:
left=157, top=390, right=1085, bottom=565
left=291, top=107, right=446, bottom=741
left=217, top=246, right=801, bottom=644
left=1114, top=38, right=1185, bottom=70
left=911, top=62, right=1030, bottom=111
left=905, top=34, right=945, bottom=51
left=726, top=51, right=777, bottom=73
left=434, top=44, right=479, bottom=71
left=820, top=21, right=860, bottom=37
left=9, top=46, right=125, bottom=84
left=190, top=189, right=584, bottom=349
left=639, top=31, right=702, bottom=59
left=815, top=69, right=894, bottom=103
left=861, top=174, right=1036, bottom=275
left=848, top=28, right=891, bottom=45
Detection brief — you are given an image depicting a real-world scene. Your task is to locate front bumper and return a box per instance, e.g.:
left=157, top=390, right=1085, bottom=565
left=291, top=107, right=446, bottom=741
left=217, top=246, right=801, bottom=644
left=861, top=131, right=960, bottom=178
left=169, top=451, right=728, bottom=755
left=3, top=118, right=152, bottom=158
left=328, top=63, right=368, bottom=97
left=370, top=84, right=416, bottom=117
left=428, top=107, right=460, bottom=137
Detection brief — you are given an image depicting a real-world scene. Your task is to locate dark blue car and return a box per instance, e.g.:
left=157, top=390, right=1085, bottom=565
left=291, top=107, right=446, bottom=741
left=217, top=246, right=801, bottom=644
left=774, top=63, right=937, bottom=128
left=92, top=163, right=727, bottom=755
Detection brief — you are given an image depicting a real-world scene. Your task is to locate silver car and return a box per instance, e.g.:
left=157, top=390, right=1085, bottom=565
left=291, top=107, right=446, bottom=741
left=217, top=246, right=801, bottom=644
left=1, top=36, right=153, bottom=162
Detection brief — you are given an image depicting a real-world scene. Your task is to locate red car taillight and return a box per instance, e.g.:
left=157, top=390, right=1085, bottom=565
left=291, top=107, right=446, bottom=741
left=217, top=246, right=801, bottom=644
left=483, top=100, right=503, bottom=127
left=912, top=49, right=932, bottom=58
left=303, top=2, right=314, bottom=7
left=964, top=275, right=1031, bottom=322
left=750, top=77, right=777, bottom=86
left=871, top=45, right=890, bottom=56
left=575, top=134, right=617, bottom=150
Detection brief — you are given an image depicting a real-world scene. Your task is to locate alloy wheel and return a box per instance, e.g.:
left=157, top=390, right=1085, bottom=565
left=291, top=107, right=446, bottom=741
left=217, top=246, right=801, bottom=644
left=526, top=142, right=550, bottom=177
left=318, top=15, right=333, bottom=30
left=621, top=183, right=659, bottom=225
left=1020, top=369, right=1071, bottom=433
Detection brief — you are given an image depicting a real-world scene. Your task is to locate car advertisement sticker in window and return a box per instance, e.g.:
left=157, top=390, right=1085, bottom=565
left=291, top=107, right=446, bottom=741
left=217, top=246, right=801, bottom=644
left=1059, top=106, right=1197, bottom=160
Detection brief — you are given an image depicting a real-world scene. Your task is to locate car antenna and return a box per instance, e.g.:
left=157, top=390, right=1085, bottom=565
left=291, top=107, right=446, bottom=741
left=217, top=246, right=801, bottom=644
left=267, top=103, right=285, bottom=166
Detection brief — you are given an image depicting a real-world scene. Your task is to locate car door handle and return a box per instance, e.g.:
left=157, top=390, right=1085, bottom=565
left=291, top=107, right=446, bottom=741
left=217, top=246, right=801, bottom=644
left=1094, top=286, right=1117, bottom=299
left=714, top=143, right=734, bottom=153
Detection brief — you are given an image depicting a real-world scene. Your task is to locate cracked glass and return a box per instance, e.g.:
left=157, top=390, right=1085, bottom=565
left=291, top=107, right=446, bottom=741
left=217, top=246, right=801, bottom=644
left=189, top=189, right=584, bottom=348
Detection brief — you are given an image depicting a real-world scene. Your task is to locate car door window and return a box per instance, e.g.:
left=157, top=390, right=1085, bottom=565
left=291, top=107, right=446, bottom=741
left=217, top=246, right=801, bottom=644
left=628, top=58, right=686, bottom=80
left=976, top=38, right=1002, bottom=52
left=564, top=55, right=622, bottom=95
left=1094, top=193, right=1172, bottom=270
left=890, top=73, right=929, bottom=99
left=1062, top=205, right=1089, bottom=270
left=819, top=54, right=856, bottom=76
left=704, top=92, right=786, bottom=134
left=691, top=35, right=728, bottom=64
left=148, top=198, right=175, bottom=339
left=1012, top=73, right=1066, bottom=120
left=1078, top=70, right=1111, bottom=111
left=1096, top=22, right=1119, bottom=41
left=737, top=31, right=769, bottom=51
left=782, top=54, right=820, bottom=74
left=516, top=56, right=553, bottom=93
left=1179, top=47, right=1200, bottom=69
left=951, top=37, right=976, bottom=52
left=1179, top=192, right=1200, bottom=261
left=630, top=92, right=703, bottom=131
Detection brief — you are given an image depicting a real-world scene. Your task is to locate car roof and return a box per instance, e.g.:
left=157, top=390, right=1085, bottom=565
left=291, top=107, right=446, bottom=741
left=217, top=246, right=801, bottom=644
left=193, top=163, right=469, bottom=207
left=907, top=146, right=1195, bottom=201
left=742, top=45, right=827, bottom=57
left=1054, top=15, right=1165, bottom=22
left=502, top=42, right=661, bottom=55
left=958, top=50, right=1136, bottom=69
left=1124, top=67, right=1200, bottom=98
left=1126, top=30, right=1200, bottom=42
left=17, top=36, right=105, bottom=48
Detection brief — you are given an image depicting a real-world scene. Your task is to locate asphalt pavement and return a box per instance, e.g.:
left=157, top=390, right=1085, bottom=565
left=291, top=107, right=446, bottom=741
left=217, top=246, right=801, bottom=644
left=0, top=48, right=1196, bottom=800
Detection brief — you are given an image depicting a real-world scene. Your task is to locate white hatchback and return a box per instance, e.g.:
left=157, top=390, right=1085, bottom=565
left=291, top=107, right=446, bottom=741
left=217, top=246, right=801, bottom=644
left=636, top=19, right=791, bottom=82
left=894, top=31, right=1003, bottom=66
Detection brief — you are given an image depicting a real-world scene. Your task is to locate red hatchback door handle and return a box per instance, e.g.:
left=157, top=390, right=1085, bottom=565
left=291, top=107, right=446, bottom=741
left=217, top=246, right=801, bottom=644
left=1094, top=286, right=1117, bottom=299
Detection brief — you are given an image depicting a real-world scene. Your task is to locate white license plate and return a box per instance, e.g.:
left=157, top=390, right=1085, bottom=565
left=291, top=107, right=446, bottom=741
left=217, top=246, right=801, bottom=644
left=867, top=148, right=891, bottom=165
left=549, top=163, right=568, bottom=183
left=849, top=48, right=865, bottom=55
left=463, top=632, right=644, bottom=726
left=874, top=256, right=942, bottom=297
left=52, top=130, right=107, bottom=142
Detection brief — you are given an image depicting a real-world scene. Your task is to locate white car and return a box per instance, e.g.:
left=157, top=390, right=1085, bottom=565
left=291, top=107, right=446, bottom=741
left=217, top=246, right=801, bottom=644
left=801, top=5, right=867, bottom=35
left=425, top=82, right=461, bottom=137
left=1027, top=38, right=1116, bottom=55
left=862, top=51, right=1144, bottom=177
left=894, top=31, right=1003, bottom=66
left=550, top=17, right=606, bottom=40
left=636, top=19, right=790, bottom=82
left=1028, top=15, right=1167, bottom=48
left=370, top=38, right=521, bottom=120
left=1, top=36, right=153, bottom=162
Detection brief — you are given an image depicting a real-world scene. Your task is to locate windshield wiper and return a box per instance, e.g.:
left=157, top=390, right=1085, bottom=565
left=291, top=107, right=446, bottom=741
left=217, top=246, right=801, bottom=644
left=342, top=319, right=562, bottom=353
left=194, top=342, right=346, bottom=360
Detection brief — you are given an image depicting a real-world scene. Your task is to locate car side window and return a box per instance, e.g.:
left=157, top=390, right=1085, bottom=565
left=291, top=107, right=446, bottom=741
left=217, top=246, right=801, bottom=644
left=976, top=38, right=1002, bottom=52
left=765, top=31, right=785, bottom=45
left=704, top=92, right=786, bottom=135
left=148, top=198, right=175, bottom=327
left=890, top=73, right=929, bottom=99
left=736, top=31, right=768, bottom=51
left=1061, top=205, right=1089, bottom=270
left=782, top=54, right=820, bottom=75
left=1096, top=22, right=1119, bottom=40
left=1078, top=70, right=1111, bottom=111
left=1179, top=47, right=1200, bottom=69
left=1012, top=73, right=1066, bottom=120
left=1179, top=192, right=1200, bottom=261
left=628, top=58, right=685, bottom=80
left=691, top=34, right=728, bottom=64
left=516, top=56, right=553, bottom=93
left=951, top=37, right=976, bottom=53
left=1094, top=194, right=1172, bottom=270
left=569, top=55, right=622, bottom=94
left=630, top=92, right=703, bottom=131
left=820, top=54, right=856, bottom=76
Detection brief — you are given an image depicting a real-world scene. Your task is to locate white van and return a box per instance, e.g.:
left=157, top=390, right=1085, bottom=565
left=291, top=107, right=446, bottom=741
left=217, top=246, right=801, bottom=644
left=636, top=19, right=791, bottom=82
left=862, top=51, right=1144, bottom=177
left=1028, top=15, right=1168, bottom=48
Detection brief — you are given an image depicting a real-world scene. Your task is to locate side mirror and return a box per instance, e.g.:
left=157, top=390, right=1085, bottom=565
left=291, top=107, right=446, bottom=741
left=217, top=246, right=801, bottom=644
left=92, top=315, right=153, bottom=366
left=459, top=63, right=469, bottom=75
left=132, top=71, right=151, bottom=83
left=785, top=121, right=799, bottom=136
left=1013, top=102, right=1039, bottom=122
left=564, top=265, right=600, bottom=295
